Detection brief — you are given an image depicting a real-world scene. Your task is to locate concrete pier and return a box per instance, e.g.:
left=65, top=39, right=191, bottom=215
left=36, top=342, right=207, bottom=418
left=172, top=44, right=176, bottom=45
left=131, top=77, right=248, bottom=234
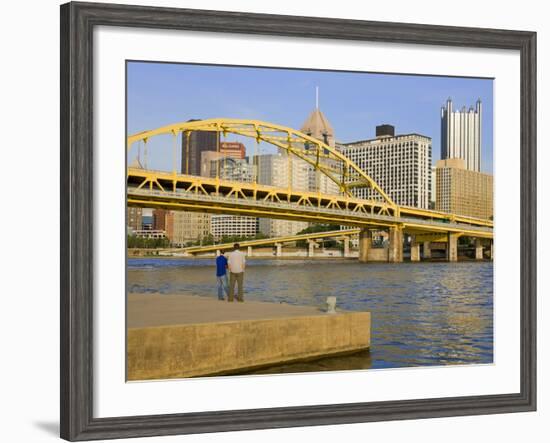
left=127, top=294, right=370, bottom=380
left=343, top=236, right=350, bottom=258
left=423, top=241, right=431, bottom=259
left=388, top=226, right=403, bottom=263
left=275, top=242, right=282, bottom=257
left=358, top=229, right=371, bottom=263
left=307, top=240, right=317, bottom=257
left=410, top=239, right=420, bottom=262
left=447, top=233, right=459, bottom=262
left=475, top=239, right=483, bottom=260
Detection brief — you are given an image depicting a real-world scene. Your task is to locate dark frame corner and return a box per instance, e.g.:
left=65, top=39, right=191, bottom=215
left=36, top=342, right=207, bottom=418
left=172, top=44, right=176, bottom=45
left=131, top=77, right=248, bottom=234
left=60, top=2, right=536, bottom=441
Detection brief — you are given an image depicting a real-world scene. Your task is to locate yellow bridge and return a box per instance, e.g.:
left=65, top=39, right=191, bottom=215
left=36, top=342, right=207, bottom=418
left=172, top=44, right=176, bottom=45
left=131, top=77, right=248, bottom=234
left=181, top=229, right=360, bottom=256
left=127, top=118, right=493, bottom=262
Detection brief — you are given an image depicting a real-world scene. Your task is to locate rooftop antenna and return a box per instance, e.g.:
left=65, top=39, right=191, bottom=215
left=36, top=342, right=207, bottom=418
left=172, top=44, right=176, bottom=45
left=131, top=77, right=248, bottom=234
left=316, top=86, right=319, bottom=110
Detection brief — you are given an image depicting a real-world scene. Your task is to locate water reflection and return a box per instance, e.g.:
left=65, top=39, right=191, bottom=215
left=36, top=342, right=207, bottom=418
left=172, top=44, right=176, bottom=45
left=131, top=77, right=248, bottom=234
left=128, top=259, right=493, bottom=370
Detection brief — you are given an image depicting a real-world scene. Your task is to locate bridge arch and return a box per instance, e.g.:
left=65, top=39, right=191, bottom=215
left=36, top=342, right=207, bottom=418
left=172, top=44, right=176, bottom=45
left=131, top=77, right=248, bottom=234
left=127, top=118, right=397, bottom=212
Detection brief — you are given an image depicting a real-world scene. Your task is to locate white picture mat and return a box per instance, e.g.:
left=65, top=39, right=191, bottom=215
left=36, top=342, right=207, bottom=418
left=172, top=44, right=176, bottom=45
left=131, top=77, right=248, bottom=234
left=93, top=26, right=520, bottom=418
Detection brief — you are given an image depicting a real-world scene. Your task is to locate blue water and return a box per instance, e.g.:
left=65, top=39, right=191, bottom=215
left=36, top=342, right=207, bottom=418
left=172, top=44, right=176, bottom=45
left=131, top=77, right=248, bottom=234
left=128, top=258, right=493, bottom=371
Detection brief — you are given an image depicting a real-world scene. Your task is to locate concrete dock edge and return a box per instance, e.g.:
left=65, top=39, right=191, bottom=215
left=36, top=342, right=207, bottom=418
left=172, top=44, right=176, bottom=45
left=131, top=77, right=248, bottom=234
left=128, top=311, right=371, bottom=380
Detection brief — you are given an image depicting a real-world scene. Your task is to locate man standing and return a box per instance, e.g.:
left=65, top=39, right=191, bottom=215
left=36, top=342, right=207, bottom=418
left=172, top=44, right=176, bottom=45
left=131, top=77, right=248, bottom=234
left=227, top=243, right=246, bottom=302
left=215, top=250, right=228, bottom=301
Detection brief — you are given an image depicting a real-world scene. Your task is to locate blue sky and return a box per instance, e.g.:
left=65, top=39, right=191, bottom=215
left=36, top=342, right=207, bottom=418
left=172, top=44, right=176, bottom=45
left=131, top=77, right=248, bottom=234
left=127, top=61, right=493, bottom=173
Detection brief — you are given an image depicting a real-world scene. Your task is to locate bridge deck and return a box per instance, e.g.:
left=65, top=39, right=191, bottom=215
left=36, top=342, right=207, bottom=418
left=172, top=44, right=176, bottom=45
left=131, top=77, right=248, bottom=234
left=128, top=186, right=493, bottom=238
left=127, top=168, right=493, bottom=228
left=181, top=229, right=359, bottom=254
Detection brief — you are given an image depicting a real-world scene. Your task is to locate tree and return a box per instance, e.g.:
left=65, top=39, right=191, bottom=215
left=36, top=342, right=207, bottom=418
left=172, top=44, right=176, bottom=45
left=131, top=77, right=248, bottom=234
left=296, top=224, right=340, bottom=247
left=127, top=234, right=169, bottom=249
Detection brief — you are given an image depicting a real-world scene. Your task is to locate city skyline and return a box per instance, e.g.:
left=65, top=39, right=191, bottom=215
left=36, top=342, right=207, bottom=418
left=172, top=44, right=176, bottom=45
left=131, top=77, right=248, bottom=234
left=125, top=62, right=495, bottom=383
left=127, top=61, right=494, bottom=174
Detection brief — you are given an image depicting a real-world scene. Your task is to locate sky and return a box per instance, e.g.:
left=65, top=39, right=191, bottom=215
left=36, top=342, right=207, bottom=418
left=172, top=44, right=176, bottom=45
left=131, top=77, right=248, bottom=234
left=127, top=61, right=493, bottom=174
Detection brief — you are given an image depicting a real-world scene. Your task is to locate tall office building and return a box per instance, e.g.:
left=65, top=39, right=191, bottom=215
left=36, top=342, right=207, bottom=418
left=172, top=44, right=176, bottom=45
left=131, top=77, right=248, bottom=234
left=208, top=157, right=259, bottom=239
left=199, top=143, right=247, bottom=177
left=256, top=153, right=309, bottom=190
left=435, top=158, right=493, bottom=220
left=339, top=125, right=432, bottom=209
left=200, top=151, right=226, bottom=177
left=430, top=166, right=436, bottom=209
left=300, top=105, right=340, bottom=195
left=209, top=157, right=256, bottom=182
left=178, top=121, right=218, bottom=244
left=441, top=98, right=482, bottom=172
left=181, top=119, right=220, bottom=175
left=256, top=153, right=309, bottom=237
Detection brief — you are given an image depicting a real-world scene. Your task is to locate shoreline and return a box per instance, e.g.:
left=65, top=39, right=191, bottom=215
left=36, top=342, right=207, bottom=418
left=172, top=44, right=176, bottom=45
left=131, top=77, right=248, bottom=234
left=127, top=252, right=490, bottom=262
left=127, top=251, right=356, bottom=260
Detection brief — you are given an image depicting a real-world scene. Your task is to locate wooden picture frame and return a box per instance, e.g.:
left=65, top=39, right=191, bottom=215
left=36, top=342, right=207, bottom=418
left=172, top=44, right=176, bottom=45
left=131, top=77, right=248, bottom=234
left=60, top=2, right=536, bottom=440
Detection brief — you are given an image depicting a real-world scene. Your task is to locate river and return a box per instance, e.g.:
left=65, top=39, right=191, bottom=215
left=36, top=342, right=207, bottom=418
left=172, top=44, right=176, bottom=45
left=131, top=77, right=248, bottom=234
left=128, top=258, right=493, bottom=373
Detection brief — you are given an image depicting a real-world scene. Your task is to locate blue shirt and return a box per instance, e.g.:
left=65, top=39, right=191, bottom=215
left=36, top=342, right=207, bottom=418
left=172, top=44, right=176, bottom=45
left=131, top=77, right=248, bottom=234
left=216, top=255, right=228, bottom=277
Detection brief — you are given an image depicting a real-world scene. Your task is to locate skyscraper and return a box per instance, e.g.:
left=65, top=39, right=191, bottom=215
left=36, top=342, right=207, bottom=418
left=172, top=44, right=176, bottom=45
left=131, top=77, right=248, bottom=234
left=300, top=97, right=340, bottom=195
left=181, top=120, right=220, bottom=175
left=208, top=156, right=258, bottom=239
left=256, top=153, right=309, bottom=237
left=178, top=122, right=218, bottom=241
left=208, top=157, right=256, bottom=183
left=339, top=125, right=432, bottom=209
left=440, top=98, right=482, bottom=172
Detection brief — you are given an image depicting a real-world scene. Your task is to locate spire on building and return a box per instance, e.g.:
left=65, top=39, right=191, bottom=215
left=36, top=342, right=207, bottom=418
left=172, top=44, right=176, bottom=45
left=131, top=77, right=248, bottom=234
left=316, top=85, right=319, bottom=110
left=301, top=87, right=335, bottom=147
left=300, top=108, right=335, bottom=147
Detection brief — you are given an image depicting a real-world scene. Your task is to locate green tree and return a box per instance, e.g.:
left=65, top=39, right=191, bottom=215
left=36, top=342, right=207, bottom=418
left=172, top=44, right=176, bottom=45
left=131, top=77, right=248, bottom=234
left=295, top=224, right=340, bottom=247
left=127, top=234, right=169, bottom=249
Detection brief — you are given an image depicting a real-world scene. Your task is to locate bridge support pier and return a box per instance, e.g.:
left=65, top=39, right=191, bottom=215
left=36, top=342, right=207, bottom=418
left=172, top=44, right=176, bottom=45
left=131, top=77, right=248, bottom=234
left=247, top=246, right=253, bottom=257
left=388, top=226, right=403, bottom=263
left=358, top=229, right=371, bottom=263
left=423, top=241, right=431, bottom=259
left=475, top=239, right=483, bottom=260
left=343, top=237, right=350, bottom=258
left=275, top=243, right=282, bottom=257
left=410, top=238, right=420, bottom=262
left=447, top=233, right=459, bottom=262
left=308, top=240, right=317, bottom=258
left=490, top=241, right=493, bottom=260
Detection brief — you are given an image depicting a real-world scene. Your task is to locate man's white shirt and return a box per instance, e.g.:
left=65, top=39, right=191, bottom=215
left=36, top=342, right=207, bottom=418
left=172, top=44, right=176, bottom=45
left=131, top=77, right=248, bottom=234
left=227, top=249, right=246, bottom=273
